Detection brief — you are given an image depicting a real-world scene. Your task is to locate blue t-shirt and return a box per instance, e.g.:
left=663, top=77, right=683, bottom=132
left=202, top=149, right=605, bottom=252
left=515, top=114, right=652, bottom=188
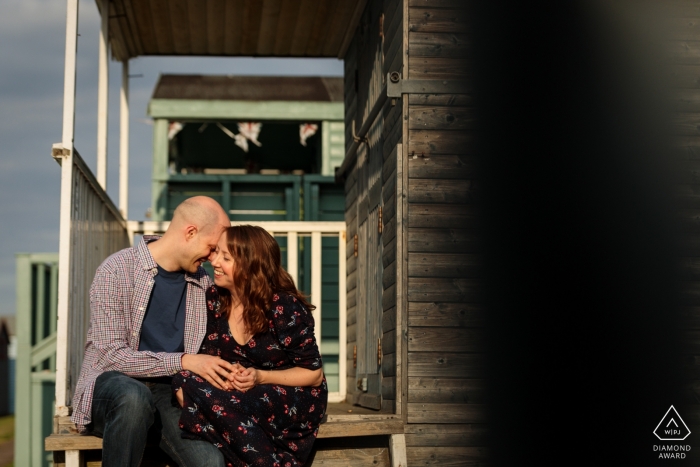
left=139, top=265, right=187, bottom=353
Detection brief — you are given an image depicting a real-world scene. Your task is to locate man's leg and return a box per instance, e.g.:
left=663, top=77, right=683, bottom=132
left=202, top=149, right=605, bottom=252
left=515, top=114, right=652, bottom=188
left=149, top=382, right=225, bottom=467
left=90, top=372, right=155, bottom=467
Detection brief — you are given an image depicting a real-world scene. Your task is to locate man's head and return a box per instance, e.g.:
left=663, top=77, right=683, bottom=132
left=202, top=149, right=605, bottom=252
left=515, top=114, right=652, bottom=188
left=158, top=196, right=230, bottom=273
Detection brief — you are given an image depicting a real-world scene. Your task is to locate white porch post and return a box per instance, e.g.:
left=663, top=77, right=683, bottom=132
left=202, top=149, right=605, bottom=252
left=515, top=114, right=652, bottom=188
left=55, top=0, right=80, bottom=417
left=96, top=0, right=109, bottom=189
left=119, top=60, right=129, bottom=218
left=311, top=231, right=322, bottom=349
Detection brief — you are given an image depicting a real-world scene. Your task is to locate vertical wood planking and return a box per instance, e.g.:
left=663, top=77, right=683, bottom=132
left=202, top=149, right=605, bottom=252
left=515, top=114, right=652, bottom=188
left=207, top=0, right=226, bottom=54
left=257, top=0, right=282, bottom=55
left=223, top=0, right=245, bottom=55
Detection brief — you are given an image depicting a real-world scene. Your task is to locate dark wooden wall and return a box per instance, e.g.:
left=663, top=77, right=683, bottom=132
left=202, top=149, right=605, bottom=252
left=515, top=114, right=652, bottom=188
left=403, top=0, right=483, bottom=465
left=344, top=0, right=404, bottom=413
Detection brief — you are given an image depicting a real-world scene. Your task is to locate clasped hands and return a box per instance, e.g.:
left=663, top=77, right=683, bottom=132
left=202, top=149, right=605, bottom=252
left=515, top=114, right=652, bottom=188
left=178, top=354, right=261, bottom=406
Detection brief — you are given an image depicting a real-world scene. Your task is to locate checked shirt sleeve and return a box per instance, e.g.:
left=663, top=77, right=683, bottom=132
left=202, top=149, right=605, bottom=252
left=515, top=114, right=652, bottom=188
left=86, top=264, right=183, bottom=377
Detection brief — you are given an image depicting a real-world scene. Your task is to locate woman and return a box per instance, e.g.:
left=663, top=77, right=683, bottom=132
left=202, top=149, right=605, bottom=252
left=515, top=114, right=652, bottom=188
left=173, top=225, right=327, bottom=467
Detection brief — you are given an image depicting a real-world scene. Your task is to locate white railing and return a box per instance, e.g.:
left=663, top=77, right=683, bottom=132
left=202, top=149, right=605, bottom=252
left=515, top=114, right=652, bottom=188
left=128, top=220, right=347, bottom=403
left=54, top=149, right=130, bottom=416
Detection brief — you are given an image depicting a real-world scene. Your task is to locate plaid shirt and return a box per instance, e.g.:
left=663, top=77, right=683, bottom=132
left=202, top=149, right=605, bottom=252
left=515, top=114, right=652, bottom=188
left=70, top=236, right=212, bottom=431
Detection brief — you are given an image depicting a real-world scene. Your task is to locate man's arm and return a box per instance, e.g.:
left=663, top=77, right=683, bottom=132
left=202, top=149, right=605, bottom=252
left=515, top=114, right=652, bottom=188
left=88, top=265, right=235, bottom=385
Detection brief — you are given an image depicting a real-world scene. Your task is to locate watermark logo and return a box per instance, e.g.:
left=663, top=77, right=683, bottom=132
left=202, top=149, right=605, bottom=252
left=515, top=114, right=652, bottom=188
left=654, top=405, right=691, bottom=441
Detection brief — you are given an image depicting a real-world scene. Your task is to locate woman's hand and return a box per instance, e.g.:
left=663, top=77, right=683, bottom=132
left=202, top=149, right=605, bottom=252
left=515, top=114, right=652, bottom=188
left=175, top=388, right=184, bottom=407
left=232, top=365, right=263, bottom=392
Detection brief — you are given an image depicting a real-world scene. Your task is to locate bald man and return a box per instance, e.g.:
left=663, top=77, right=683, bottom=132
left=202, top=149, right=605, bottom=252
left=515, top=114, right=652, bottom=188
left=71, top=196, right=233, bottom=467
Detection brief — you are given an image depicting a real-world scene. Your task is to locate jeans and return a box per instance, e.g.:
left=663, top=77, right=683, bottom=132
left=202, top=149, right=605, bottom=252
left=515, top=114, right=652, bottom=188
left=90, top=371, right=224, bottom=467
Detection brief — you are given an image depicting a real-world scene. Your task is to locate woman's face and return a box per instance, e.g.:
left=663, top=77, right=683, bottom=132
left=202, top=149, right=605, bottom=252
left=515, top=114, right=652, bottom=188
left=210, top=231, right=236, bottom=292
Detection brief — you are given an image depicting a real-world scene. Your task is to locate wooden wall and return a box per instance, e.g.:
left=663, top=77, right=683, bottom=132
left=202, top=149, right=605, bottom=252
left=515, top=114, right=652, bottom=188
left=344, top=0, right=405, bottom=413
left=344, top=0, right=483, bottom=464
left=403, top=0, right=484, bottom=465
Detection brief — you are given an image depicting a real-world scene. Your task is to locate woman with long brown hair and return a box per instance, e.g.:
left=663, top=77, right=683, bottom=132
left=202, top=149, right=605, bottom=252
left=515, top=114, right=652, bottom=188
left=173, top=225, right=327, bottom=466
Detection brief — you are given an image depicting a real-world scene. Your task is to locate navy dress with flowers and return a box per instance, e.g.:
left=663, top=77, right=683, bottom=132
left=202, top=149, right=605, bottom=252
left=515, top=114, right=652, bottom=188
left=173, top=286, right=328, bottom=467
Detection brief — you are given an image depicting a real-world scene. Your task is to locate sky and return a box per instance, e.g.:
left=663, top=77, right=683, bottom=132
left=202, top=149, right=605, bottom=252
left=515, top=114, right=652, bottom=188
left=0, top=0, right=344, bottom=317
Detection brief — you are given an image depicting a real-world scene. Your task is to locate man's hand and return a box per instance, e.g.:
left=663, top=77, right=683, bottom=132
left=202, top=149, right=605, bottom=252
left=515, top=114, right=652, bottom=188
left=181, top=354, right=237, bottom=390
left=175, top=388, right=184, bottom=407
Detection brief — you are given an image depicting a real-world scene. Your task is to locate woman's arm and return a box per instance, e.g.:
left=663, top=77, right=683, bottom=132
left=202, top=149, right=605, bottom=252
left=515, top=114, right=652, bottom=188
left=232, top=365, right=323, bottom=391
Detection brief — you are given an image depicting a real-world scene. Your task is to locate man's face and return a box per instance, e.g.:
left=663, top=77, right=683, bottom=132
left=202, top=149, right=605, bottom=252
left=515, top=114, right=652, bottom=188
left=184, top=225, right=225, bottom=273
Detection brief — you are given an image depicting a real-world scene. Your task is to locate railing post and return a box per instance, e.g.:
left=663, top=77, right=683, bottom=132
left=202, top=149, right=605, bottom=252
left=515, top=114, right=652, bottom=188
left=119, top=59, right=129, bottom=218
left=96, top=0, right=109, bottom=190
left=14, top=255, right=31, bottom=466
left=287, top=232, right=298, bottom=286
left=55, top=0, right=80, bottom=418
left=338, top=231, right=347, bottom=400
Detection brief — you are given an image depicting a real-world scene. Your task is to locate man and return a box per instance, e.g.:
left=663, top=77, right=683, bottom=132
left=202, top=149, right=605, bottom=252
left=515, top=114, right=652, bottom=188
left=71, top=196, right=235, bottom=467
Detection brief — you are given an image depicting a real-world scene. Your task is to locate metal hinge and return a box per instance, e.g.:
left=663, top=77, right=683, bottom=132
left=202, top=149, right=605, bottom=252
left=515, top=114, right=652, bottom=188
left=378, top=206, right=383, bottom=234
left=354, top=234, right=358, bottom=257
left=377, top=338, right=382, bottom=367
left=387, top=71, right=469, bottom=98
left=353, top=345, right=357, bottom=368
left=51, top=143, right=71, bottom=165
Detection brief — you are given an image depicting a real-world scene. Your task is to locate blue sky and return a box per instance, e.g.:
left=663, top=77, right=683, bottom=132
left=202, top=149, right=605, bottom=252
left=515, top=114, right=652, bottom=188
left=0, top=0, right=343, bottom=316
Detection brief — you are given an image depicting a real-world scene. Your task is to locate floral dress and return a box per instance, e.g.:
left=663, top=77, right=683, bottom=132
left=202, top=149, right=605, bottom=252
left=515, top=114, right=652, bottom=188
left=172, top=286, right=328, bottom=467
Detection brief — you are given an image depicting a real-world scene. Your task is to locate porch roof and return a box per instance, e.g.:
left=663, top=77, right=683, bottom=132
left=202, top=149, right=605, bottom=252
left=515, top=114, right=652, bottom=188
left=100, top=0, right=367, bottom=61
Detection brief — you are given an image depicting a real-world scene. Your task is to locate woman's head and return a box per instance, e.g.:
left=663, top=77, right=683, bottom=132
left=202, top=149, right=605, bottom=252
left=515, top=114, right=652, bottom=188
left=211, top=225, right=314, bottom=334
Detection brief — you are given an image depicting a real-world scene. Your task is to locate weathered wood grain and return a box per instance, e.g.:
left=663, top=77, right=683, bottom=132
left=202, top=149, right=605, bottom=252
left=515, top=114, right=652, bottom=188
left=408, top=55, right=472, bottom=80
left=406, top=446, right=487, bottom=466
left=383, top=260, right=397, bottom=289
left=347, top=253, right=357, bottom=275
left=383, top=236, right=396, bottom=267
left=408, top=88, right=472, bottom=105
left=409, top=106, right=474, bottom=130
left=407, top=403, right=486, bottom=424
left=347, top=288, right=357, bottom=309
left=167, top=0, right=192, bottom=54
left=382, top=375, right=396, bottom=399
left=405, top=423, right=487, bottom=447
left=409, top=178, right=475, bottom=204
left=408, top=227, right=480, bottom=253
left=288, top=0, right=317, bottom=55
left=188, top=0, right=209, bottom=53
left=347, top=323, right=356, bottom=344
left=272, top=0, right=300, bottom=55
left=347, top=305, right=356, bottom=327
left=408, top=154, right=477, bottom=179
left=255, top=0, right=281, bottom=55
left=408, top=204, right=477, bottom=229
left=383, top=305, right=397, bottom=331
left=408, top=277, right=481, bottom=302
left=130, top=0, right=160, bottom=53
left=382, top=171, right=396, bottom=204
left=383, top=328, right=396, bottom=354
left=222, top=0, right=245, bottom=54
left=408, top=327, right=483, bottom=352
left=408, top=32, right=471, bottom=58
left=408, top=302, right=484, bottom=327
left=408, top=377, right=486, bottom=403
left=408, top=252, right=481, bottom=278
left=383, top=352, right=396, bottom=377
left=322, top=0, right=355, bottom=55
left=409, top=7, right=471, bottom=33
left=310, top=446, right=391, bottom=466
left=305, top=0, right=334, bottom=56
left=408, top=351, right=485, bottom=377
left=148, top=0, right=175, bottom=53
left=383, top=283, right=397, bottom=311
left=383, top=191, right=396, bottom=224
left=347, top=270, right=356, bottom=293
left=206, top=0, right=226, bottom=54
left=408, top=129, right=474, bottom=155
left=383, top=216, right=397, bottom=244
left=383, top=153, right=397, bottom=183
